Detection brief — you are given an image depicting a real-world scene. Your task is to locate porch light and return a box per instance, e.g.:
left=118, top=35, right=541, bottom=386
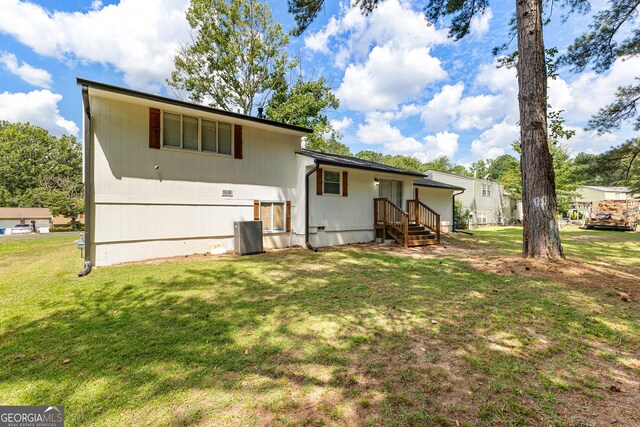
left=374, top=178, right=379, bottom=186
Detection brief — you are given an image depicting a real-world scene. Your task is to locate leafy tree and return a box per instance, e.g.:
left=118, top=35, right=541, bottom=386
left=386, top=155, right=425, bottom=173
left=355, top=150, right=385, bottom=164
left=169, top=0, right=294, bottom=114
left=560, top=1, right=639, bottom=194
left=426, top=0, right=571, bottom=258
left=505, top=111, right=581, bottom=215
left=487, top=155, right=520, bottom=181
left=289, top=0, right=570, bottom=258
left=470, top=159, right=489, bottom=178
left=265, top=75, right=347, bottom=154
left=453, top=200, right=470, bottom=229
left=303, top=124, right=352, bottom=155
left=0, top=122, right=83, bottom=225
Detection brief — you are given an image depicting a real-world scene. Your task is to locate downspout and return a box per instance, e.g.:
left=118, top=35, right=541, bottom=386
left=78, top=85, right=93, bottom=277
left=305, top=161, right=319, bottom=252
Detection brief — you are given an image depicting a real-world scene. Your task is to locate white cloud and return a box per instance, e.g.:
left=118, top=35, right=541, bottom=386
left=308, top=0, right=449, bottom=112
left=356, top=114, right=459, bottom=160
left=331, top=116, right=353, bottom=132
left=469, top=8, right=493, bottom=38
left=421, top=67, right=516, bottom=132
left=0, top=0, right=190, bottom=90
left=419, top=131, right=460, bottom=161
left=356, top=113, right=422, bottom=152
left=470, top=120, right=520, bottom=159
left=337, top=45, right=447, bottom=111
left=90, top=0, right=103, bottom=10
left=0, top=52, right=52, bottom=88
left=421, top=83, right=464, bottom=131
left=304, top=15, right=341, bottom=54
left=0, top=90, right=79, bottom=136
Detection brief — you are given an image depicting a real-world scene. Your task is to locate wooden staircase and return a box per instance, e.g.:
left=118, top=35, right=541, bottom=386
left=374, top=197, right=441, bottom=247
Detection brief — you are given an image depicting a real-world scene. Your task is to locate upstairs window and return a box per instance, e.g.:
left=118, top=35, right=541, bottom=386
left=323, top=170, right=341, bottom=195
left=162, top=111, right=233, bottom=155
left=481, top=183, right=491, bottom=197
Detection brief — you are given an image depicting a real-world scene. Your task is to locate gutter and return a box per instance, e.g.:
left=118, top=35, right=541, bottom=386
left=305, top=162, right=319, bottom=252
left=78, top=85, right=93, bottom=277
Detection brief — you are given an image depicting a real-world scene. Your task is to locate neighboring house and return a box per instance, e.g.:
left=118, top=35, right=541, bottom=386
left=413, top=178, right=465, bottom=232
left=571, top=186, right=638, bottom=219
left=0, top=208, right=52, bottom=231
left=52, top=214, right=85, bottom=228
left=424, top=170, right=522, bottom=226
left=78, top=78, right=459, bottom=269
left=575, top=186, right=636, bottom=202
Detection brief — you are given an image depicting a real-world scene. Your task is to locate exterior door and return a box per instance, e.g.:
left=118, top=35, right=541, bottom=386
left=379, top=179, right=403, bottom=207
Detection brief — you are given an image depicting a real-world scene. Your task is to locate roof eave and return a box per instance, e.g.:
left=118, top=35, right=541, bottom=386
left=77, top=78, right=313, bottom=135
left=298, top=152, right=425, bottom=177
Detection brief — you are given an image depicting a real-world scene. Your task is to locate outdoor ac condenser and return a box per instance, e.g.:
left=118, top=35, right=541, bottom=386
left=234, top=221, right=264, bottom=255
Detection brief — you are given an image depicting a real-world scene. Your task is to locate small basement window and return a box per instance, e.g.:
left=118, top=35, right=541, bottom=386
left=260, top=202, right=285, bottom=232
left=323, top=170, right=341, bottom=195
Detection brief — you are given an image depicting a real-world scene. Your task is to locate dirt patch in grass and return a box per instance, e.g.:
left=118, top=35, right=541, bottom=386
left=465, top=256, right=640, bottom=300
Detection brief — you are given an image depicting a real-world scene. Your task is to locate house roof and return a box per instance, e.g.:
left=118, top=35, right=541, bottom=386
left=426, top=169, right=476, bottom=181
left=297, top=150, right=425, bottom=177
left=583, top=186, right=631, bottom=192
left=77, top=78, right=313, bottom=135
left=413, top=178, right=465, bottom=191
left=0, top=207, right=52, bottom=219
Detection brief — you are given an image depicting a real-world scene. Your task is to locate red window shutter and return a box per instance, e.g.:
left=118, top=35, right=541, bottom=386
left=253, top=200, right=259, bottom=220
left=286, top=201, right=291, bottom=232
left=316, top=168, right=323, bottom=195
left=342, top=171, right=348, bottom=197
left=149, top=108, right=160, bottom=149
left=234, top=125, right=243, bottom=159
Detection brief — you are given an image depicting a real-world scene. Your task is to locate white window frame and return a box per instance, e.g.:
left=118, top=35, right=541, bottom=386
left=477, top=211, right=488, bottom=224
left=323, top=169, right=342, bottom=196
left=481, top=183, right=491, bottom=197
left=161, top=110, right=234, bottom=157
left=259, top=201, right=286, bottom=232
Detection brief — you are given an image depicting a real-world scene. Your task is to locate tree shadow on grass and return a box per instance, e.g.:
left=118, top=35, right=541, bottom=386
left=1, top=248, right=639, bottom=425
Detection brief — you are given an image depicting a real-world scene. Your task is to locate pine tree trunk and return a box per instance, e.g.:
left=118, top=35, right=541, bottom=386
left=515, top=0, right=564, bottom=258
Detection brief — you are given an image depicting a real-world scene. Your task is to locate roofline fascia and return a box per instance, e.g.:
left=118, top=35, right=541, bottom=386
left=413, top=182, right=465, bottom=191
left=297, top=152, right=425, bottom=178
left=76, top=78, right=313, bottom=135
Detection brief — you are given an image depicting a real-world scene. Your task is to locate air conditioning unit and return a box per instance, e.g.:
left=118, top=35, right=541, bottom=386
left=234, top=221, right=264, bottom=255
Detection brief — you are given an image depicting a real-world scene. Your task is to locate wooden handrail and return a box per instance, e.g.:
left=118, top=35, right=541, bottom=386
left=374, top=198, right=410, bottom=247
left=407, top=199, right=440, bottom=242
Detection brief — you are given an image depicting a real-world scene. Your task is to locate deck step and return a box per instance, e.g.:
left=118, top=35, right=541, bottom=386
left=406, top=238, right=439, bottom=246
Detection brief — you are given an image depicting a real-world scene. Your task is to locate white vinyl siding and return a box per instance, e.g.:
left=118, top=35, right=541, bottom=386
left=90, top=95, right=304, bottom=266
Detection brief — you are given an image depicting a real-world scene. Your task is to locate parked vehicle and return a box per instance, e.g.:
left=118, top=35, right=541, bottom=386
left=10, top=224, right=34, bottom=234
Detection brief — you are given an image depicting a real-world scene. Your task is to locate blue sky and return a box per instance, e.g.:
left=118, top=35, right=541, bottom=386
left=0, top=0, right=637, bottom=167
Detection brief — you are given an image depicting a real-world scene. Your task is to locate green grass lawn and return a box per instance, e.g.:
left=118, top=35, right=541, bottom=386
left=1, top=228, right=639, bottom=426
